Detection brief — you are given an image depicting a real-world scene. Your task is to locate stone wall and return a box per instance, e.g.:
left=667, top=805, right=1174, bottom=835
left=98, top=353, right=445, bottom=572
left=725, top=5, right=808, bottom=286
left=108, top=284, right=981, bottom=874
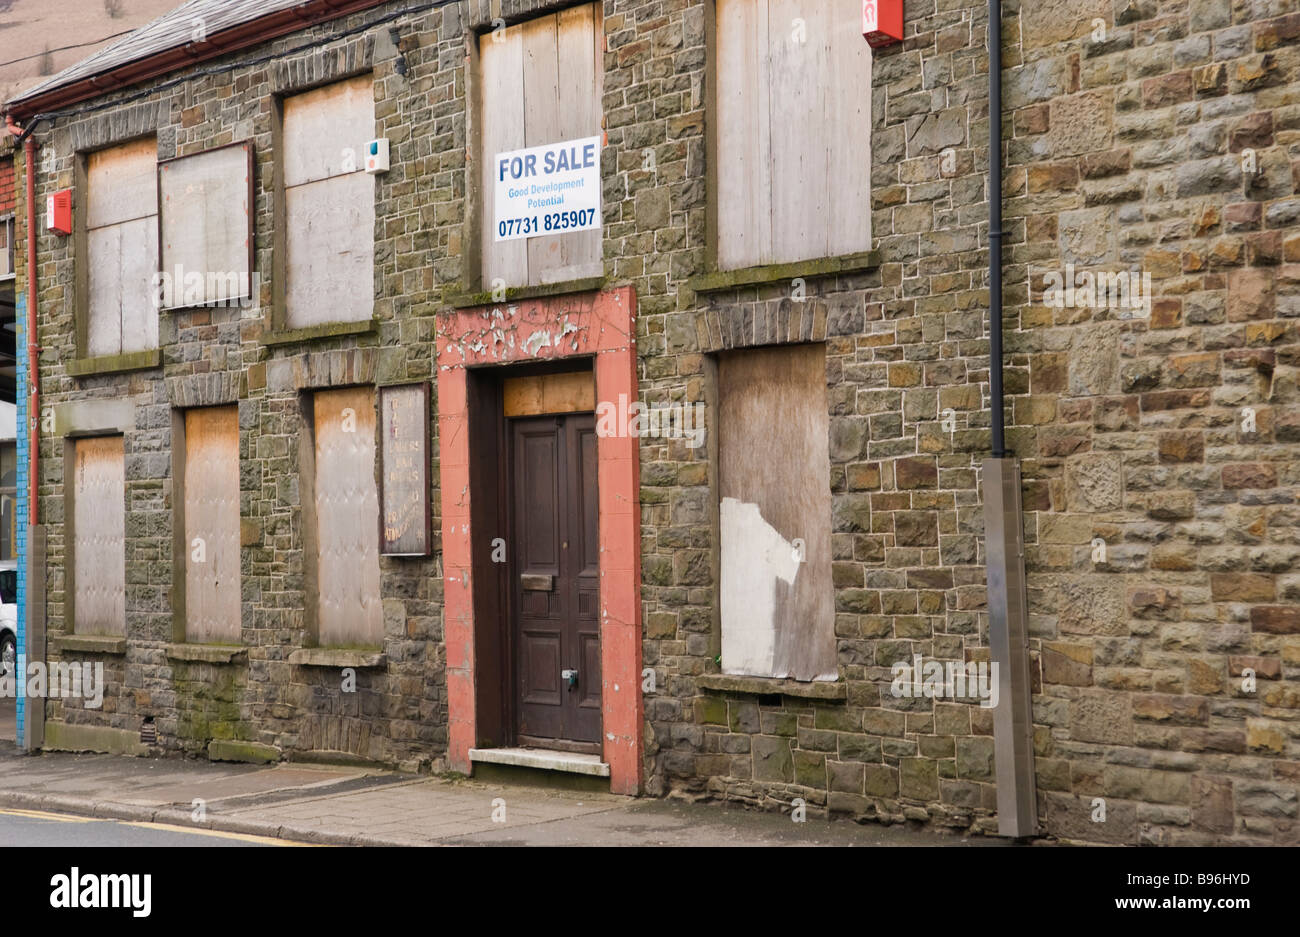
left=25, top=3, right=463, bottom=769
left=11, top=0, right=1300, bottom=844
left=1002, top=0, right=1300, bottom=844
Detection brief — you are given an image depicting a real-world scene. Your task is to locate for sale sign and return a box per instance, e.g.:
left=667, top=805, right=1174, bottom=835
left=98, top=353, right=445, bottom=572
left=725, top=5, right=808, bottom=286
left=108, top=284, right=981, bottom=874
left=493, top=136, right=602, bottom=242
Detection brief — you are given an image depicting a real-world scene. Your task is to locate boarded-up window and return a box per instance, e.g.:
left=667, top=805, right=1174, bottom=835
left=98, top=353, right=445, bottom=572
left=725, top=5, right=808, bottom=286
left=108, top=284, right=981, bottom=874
left=715, top=1, right=872, bottom=269
left=183, top=407, right=241, bottom=643
left=718, top=344, right=834, bottom=680
left=72, top=436, right=126, bottom=636
left=312, top=387, right=382, bottom=646
left=479, top=3, right=603, bottom=289
left=159, top=144, right=254, bottom=308
left=86, top=137, right=159, bottom=356
left=283, top=75, right=375, bottom=328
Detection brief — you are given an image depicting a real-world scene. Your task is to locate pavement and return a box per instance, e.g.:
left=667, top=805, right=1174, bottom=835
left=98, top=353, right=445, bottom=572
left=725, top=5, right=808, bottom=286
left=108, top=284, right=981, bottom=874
left=0, top=808, right=294, bottom=846
left=0, top=717, right=1003, bottom=847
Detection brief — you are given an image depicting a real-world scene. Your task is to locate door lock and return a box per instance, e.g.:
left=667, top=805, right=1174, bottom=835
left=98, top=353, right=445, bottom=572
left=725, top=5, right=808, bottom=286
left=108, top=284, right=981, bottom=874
left=561, top=669, right=579, bottom=690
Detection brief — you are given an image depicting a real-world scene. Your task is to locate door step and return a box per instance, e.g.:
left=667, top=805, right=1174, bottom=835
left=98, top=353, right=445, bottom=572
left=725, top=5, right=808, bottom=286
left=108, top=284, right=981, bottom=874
left=469, top=747, right=610, bottom=777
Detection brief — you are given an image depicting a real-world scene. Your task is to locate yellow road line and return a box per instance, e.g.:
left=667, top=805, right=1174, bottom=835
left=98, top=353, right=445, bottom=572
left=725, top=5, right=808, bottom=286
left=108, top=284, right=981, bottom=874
left=0, top=808, right=103, bottom=823
left=117, top=821, right=317, bottom=846
left=0, top=808, right=316, bottom=845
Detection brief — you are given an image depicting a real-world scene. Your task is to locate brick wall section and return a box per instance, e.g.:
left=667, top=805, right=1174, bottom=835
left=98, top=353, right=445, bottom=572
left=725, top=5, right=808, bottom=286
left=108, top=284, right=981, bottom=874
left=0, top=155, right=15, bottom=216
left=12, top=0, right=1300, bottom=843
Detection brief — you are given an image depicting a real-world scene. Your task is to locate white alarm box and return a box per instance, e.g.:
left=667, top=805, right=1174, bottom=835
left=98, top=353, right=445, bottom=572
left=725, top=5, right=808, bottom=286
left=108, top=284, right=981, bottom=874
left=365, top=138, right=390, bottom=174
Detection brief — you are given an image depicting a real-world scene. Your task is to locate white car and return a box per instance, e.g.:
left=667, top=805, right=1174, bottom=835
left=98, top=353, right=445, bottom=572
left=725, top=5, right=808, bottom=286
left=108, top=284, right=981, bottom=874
left=0, top=561, right=15, bottom=678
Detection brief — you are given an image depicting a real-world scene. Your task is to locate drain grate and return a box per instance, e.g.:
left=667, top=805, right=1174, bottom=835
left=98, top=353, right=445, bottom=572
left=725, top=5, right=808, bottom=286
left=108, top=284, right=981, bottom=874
left=140, top=717, right=157, bottom=745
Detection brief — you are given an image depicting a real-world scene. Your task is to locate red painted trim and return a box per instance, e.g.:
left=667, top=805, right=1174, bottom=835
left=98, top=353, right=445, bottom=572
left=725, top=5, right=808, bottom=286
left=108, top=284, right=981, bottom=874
left=436, top=287, right=643, bottom=795
left=6, top=0, right=390, bottom=119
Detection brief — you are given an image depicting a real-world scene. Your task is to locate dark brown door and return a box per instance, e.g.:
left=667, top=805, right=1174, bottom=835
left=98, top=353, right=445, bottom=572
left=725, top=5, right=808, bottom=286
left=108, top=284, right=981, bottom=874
left=510, top=413, right=601, bottom=748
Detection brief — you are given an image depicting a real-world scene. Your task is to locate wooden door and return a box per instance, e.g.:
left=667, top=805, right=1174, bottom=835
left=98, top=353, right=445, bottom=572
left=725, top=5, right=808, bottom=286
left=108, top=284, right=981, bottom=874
left=509, top=413, right=600, bottom=748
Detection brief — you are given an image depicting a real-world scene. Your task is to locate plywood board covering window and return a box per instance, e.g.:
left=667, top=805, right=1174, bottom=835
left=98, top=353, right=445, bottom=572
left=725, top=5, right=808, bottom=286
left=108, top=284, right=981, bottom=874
left=86, top=137, right=158, bottom=356
left=73, top=436, right=126, bottom=636
left=313, top=387, right=382, bottom=645
left=283, top=75, right=376, bottom=328
left=479, top=2, right=603, bottom=289
left=183, top=406, right=241, bottom=643
left=159, top=144, right=254, bottom=308
left=718, top=344, right=835, bottom=681
left=714, top=0, right=872, bottom=269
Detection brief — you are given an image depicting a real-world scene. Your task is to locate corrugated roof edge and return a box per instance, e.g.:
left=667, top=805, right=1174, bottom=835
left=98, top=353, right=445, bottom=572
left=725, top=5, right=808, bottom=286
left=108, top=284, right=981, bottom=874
left=4, top=0, right=393, bottom=119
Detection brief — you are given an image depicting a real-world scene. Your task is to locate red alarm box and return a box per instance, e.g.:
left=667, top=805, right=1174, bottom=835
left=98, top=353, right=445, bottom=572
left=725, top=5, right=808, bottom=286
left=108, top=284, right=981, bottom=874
left=46, top=189, right=72, bottom=236
left=863, top=0, right=903, bottom=48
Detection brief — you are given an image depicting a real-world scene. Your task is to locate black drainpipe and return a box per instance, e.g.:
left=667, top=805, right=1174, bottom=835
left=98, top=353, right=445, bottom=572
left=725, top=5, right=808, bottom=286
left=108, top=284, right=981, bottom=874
left=988, top=0, right=1006, bottom=458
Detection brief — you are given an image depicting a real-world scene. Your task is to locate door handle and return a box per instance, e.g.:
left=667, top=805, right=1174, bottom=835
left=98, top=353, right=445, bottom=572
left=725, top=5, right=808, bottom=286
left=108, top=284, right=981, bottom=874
left=521, top=573, right=554, bottom=591
left=561, top=669, right=578, bottom=690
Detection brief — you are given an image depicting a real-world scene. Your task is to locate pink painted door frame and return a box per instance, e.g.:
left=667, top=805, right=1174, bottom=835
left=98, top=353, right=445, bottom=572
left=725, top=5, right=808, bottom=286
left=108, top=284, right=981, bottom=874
left=436, top=287, right=642, bottom=794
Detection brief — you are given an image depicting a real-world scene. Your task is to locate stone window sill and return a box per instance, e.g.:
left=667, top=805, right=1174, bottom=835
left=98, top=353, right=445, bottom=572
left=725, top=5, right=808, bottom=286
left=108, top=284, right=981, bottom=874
left=447, top=276, right=606, bottom=309
left=166, top=643, right=247, bottom=664
left=687, top=251, right=881, bottom=294
left=66, top=349, right=161, bottom=377
left=261, top=318, right=377, bottom=346
left=696, top=673, right=846, bottom=701
left=51, top=634, right=127, bottom=655
left=288, top=647, right=386, bottom=669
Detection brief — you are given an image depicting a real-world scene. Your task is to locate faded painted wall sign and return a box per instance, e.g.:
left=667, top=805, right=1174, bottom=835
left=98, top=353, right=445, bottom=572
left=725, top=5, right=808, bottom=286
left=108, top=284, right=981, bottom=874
left=379, top=383, right=431, bottom=556
left=493, top=136, right=602, bottom=242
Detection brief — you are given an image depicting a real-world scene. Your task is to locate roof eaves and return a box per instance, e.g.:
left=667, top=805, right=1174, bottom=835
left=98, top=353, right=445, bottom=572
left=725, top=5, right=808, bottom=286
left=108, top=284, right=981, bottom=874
left=4, top=0, right=392, bottom=120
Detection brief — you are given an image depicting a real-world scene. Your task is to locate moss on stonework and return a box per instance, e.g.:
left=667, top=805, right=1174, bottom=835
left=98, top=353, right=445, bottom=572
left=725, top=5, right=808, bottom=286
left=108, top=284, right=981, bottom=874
left=66, top=349, right=162, bottom=376
left=261, top=318, right=378, bottom=346
left=446, top=276, right=606, bottom=309
left=686, top=251, right=881, bottom=294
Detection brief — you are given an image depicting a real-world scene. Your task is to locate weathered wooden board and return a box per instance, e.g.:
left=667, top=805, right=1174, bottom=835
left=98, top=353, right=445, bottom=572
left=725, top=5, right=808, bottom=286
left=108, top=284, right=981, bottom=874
left=714, top=1, right=872, bottom=268
left=718, top=344, right=835, bottom=681
left=479, top=14, right=529, bottom=289
left=87, top=216, right=159, bottom=357
left=825, top=9, right=873, bottom=258
left=86, top=137, right=159, bottom=357
left=159, top=143, right=253, bottom=308
left=555, top=2, right=603, bottom=282
left=119, top=216, right=161, bottom=353
left=379, top=384, right=431, bottom=556
left=87, top=137, right=157, bottom=229
left=479, top=2, right=602, bottom=289
left=283, top=75, right=375, bottom=328
left=503, top=371, right=595, bottom=417
left=523, top=13, right=563, bottom=280
left=767, top=0, right=827, bottom=264
left=716, top=0, right=773, bottom=270
left=73, top=436, right=126, bottom=636
left=313, top=387, right=382, bottom=645
left=282, top=74, right=375, bottom=188
left=284, top=171, right=375, bottom=327
left=184, top=406, right=241, bottom=644
left=86, top=225, right=124, bottom=358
